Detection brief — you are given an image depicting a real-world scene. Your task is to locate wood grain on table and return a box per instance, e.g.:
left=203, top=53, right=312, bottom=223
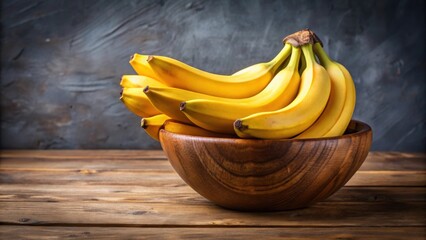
left=0, top=150, right=425, bottom=239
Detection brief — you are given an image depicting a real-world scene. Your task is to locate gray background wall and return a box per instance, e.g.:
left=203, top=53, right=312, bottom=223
left=1, top=0, right=425, bottom=151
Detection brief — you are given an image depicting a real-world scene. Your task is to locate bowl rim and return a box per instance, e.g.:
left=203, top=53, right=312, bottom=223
left=159, top=119, right=372, bottom=143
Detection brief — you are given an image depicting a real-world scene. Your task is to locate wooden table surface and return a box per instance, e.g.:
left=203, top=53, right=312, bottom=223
left=0, top=150, right=425, bottom=239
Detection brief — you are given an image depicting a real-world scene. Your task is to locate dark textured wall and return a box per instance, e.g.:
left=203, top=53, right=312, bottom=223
left=1, top=0, right=425, bottom=151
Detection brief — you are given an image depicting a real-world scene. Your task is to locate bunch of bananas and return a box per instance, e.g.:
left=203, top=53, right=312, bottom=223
left=120, top=29, right=356, bottom=141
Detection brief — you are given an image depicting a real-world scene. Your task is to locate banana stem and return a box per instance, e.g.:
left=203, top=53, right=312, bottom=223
left=313, top=43, right=332, bottom=67
left=299, top=51, right=306, bottom=73
left=283, top=29, right=314, bottom=47
left=269, top=43, right=292, bottom=72
left=301, top=44, right=315, bottom=69
left=289, top=46, right=301, bottom=70
left=308, top=29, right=323, bottom=46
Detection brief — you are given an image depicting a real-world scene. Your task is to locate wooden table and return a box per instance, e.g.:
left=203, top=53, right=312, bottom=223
left=0, top=150, right=425, bottom=239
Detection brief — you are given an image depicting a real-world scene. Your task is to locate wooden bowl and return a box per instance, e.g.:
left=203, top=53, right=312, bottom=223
left=159, top=120, right=372, bottom=211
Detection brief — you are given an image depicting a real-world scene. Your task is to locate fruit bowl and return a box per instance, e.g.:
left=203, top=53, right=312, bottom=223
left=159, top=120, right=372, bottom=211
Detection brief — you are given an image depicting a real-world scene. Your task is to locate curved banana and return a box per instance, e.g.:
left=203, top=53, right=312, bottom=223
left=180, top=46, right=301, bottom=134
left=145, top=73, right=303, bottom=123
left=143, top=86, right=220, bottom=123
left=295, top=43, right=348, bottom=138
left=129, top=54, right=164, bottom=83
left=144, top=47, right=300, bottom=127
left=120, top=88, right=161, bottom=117
left=322, top=62, right=356, bottom=137
left=163, top=120, right=235, bottom=138
left=233, top=43, right=331, bottom=139
left=120, top=75, right=165, bottom=88
left=130, top=52, right=279, bottom=80
left=141, top=114, right=171, bottom=141
left=135, top=44, right=292, bottom=98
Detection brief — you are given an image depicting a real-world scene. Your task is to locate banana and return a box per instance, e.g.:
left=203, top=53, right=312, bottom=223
left=131, top=52, right=279, bottom=80
left=145, top=71, right=301, bottom=123
left=144, top=46, right=299, bottom=128
left=120, top=88, right=161, bottom=117
left=295, top=43, right=349, bottom=138
left=231, top=57, right=288, bottom=76
left=322, top=62, right=356, bottom=137
left=136, top=44, right=292, bottom=98
left=233, top=43, right=331, bottom=139
left=180, top=46, right=301, bottom=134
left=163, top=120, right=236, bottom=138
left=141, top=114, right=171, bottom=141
left=129, top=54, right=164, bottom=83
left=119, top=75, right=165, bottom=118
left=143, top=86, right=220, bottom=123
left=120, top=75, right=166, bottom=88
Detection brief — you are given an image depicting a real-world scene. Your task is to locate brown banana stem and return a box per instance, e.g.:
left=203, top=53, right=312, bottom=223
left=234, top=119, right=247, bottom=131
left=141, top=118, right=147, bottom=129
left=179, top=102, right=186, bottom=111
left=283, top=29, right=322, bottom=47
left=143, top=86, right=150, bottom=93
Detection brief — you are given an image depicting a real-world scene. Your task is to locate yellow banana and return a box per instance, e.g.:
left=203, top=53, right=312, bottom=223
left=143, top=86, right=220, bottom=123
left=231, top=56, right=288, bottom=76
left=144, top=69, right=303, bottom=123
left=129, top=54, right=164, bottom=83
left=120, top=88, right=161, bottom=117
left=234, top=43, right=331, bottom=139
left=180, top=46, right=301, bottom=134
left=136, top=44, right=292, bottom=98
left=119, top=76, right=165, bottom=118
left=323, top=62, right=356, bottom=137
left=141, top=114, right=171, bottom=141
left=163, top=120, right=236, bottom=138
left=131, top=52, right=280, bottom=80
left=295, top=43, right=348, bottom=138
left=120, top=75, right=165, bottom=88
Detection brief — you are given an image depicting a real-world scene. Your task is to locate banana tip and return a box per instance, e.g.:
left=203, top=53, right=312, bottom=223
left=129, top=54, right=135, bottom=62
left=141, top=118, right=147, bottom=129
left=143, top=86, right=150, bottom=93
left=234, top=119, right=247, bottom=131
left=179, top=102, right=186, bottom=111
left=147, top=55, right=153, bottom=62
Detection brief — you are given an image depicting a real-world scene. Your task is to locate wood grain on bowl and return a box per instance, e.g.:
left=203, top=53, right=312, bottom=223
left=159, top=120, right=372, bottom=211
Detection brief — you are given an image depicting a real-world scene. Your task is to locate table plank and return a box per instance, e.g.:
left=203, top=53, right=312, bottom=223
left=1, top=168, right=425, bottom=187
left=0, top=226, right=424, bottom=240
left=359, top=152, right=426, bottom=170
left=346, top=171, right=426, bottom=186
left=0, top=185, right=425, bottom=203
left=1, top=151, right=425, bottom=171
left=0, top=201, right=424, bottom=227
left=0, top=150, right=167, bottom=160
left=0, top=159, right=173, bottom=171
